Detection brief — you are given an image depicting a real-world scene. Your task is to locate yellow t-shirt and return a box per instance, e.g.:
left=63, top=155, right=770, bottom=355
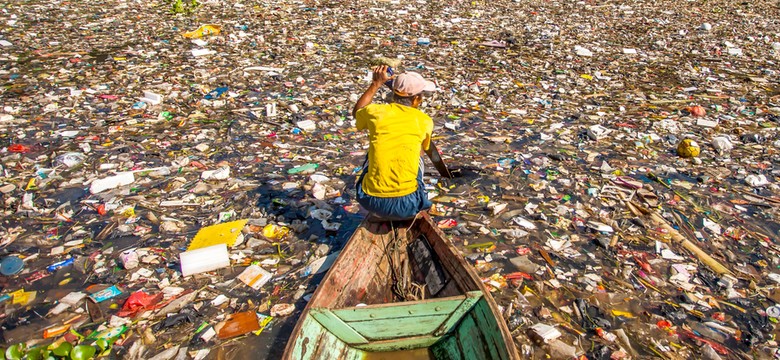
left=356, top=103, right=433, bottom=198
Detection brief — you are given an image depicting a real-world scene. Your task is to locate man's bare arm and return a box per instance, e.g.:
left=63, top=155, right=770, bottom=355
left=352, top=65, right=391, bottom=118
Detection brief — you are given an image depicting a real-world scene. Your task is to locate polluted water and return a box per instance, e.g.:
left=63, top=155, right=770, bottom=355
left=1, top=0, right=780, bottom=359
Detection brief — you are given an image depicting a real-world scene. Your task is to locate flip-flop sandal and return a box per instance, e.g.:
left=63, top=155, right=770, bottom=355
left=479, top=40, right=507, bottom=48
left=636, top=188, right=659, bottom=207
left=612, top=176, right=643, bottom=189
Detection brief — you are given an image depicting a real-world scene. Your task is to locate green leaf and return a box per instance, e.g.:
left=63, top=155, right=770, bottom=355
left=52, top=342, right=73, bottom=357
left=5, top=343, right=25, bottom=360
left=70, top=345, right=96, bottom=360
left=26, top=346, right=44, bottom=360
left=0, top=347, right=5, bottom=360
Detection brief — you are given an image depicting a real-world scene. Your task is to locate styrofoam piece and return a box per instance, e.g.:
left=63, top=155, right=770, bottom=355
left=180, top=244, right=230, bottom=277
left=297, top=119, right=316, bottom=131
left=90, top=172, right=135, bottom=194
left=141, top=91, right=163, bottom=105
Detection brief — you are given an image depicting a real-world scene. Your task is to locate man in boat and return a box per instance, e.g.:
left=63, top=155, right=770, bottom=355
left=352, top=65, right=435, bottom=221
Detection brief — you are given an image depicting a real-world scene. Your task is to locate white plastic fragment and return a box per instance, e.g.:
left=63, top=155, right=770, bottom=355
left=191, top=48, right=215, bottom=57
left=310, top=209, right=332, bottom=221
left=297, top=119, right=317, bottom=131
left=696, top=119, right=718, bottom=128
left=513, top=216, right=537, bottom=230
left=574, top=45, right=593, bottom=57
left=727, top=47, right=743, bottom=56
left=529, top=323, right=562, bottom=343
left=745, top=174, right=769, bottom=187
left=211, top=294, right=229, bottom=306
left=201, top=166, right=230, bottom=180
left=711, top=136, right=733, bottom=153
left=140, top=91, right=163, bottom=105
left=179, top=244, right=230, bottom=277
left=90, top=172, right=135, bottom=194
left=237, top=265, right=272, bottom=290
left=266, top=103, right=278, bottom=117
left=586, top=221, right=614, bottom=233
left=301, top=251, right=341, bottom=276
left=587, top=125, right=612, bottom=140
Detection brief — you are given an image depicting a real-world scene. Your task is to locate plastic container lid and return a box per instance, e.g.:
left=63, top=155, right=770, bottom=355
left=0, top=256, right=24, bottom=276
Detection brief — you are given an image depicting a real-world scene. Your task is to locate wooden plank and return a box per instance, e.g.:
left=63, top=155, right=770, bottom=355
left=289, top=316, right=320, bottom=359
left=343, top=349, right=364, bottom=360
left=333, top=296, right=465, bottom=322
left=433, top=291, right=482, bottom=336
left=310, top=309, right=369, bottom=345
left=431, top=335, right=464, bottom=360
left=455, top=314, right=488, bottom=360
left=363, top=227, right=396, bottom=304
left=353, top=335, right=441, bottom=352
left=470, top=299, right=503, bottom=360
left=333, top=224, right=396, bottom=307
left=425, top=139, right=453, bottom=178
left=366, top=243, right=393, bottom=303
left=311, top=328, right=346, bottom=360
left=284, top=220, right=384, bottom=360
left=322, top=224, right=389, bottom=308
left=310, top=316, right=353, bottom=360
left=349, top=314, right=450, bottom=340
left=363, top=272, right=391, bottom=305
left=307, top=223, right=375, bottom=308
left=291, top=315, right=350, bottom=360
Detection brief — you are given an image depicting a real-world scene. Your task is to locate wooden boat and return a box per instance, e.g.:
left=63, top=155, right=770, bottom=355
left=283, top=212, right=519, bottom=360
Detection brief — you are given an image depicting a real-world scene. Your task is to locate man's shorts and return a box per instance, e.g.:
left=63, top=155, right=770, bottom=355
left=356, top=156, right=432, bottom=221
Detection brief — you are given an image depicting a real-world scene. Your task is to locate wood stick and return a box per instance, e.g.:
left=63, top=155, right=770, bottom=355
left=620, top=190, right=732, bottom=276
left=646, top=209, right=733, bottom=276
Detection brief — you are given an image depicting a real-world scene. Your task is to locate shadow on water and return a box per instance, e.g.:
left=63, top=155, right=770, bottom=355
left=205, top=177, right=364, bottom=359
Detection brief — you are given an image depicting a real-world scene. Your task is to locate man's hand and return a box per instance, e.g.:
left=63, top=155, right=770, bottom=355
left=353, top=66, right=392, bottom=118
left=372, top=65, right=391, bottom=86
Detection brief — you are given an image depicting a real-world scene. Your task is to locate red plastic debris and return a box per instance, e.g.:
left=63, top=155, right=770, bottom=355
left=656, top=320, right=672, bottom=329
left=117, top=291, right=164, bottom=318
left=8, top=144, right=30, bottom=153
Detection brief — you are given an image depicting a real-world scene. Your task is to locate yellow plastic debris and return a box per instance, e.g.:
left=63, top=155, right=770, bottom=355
left=610, top=309, right=635, bottom=318
left=187, top=219, right=248, bottom=251
left=12, top=290, right=36, bottom=305
left=26, top=178, right=37, bottom=191
left=182, top=24, right=222, bottom=39
left=677, top=138, right=701, bottom=158
left=262, top=224, right=289, bottom=241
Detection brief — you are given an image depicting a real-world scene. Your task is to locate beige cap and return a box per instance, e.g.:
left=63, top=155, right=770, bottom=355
left=391, top=72, right=436, bottom=97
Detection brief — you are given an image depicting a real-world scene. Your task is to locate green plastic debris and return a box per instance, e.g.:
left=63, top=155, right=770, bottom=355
left=287, top=163, right=319, bottom=175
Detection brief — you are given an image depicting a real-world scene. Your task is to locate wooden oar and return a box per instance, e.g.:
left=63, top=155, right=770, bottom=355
left=425, top=139, right=453, bottom=178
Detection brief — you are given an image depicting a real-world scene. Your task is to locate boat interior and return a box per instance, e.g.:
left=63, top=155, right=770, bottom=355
left=289, top=214, right=511, bottom=359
